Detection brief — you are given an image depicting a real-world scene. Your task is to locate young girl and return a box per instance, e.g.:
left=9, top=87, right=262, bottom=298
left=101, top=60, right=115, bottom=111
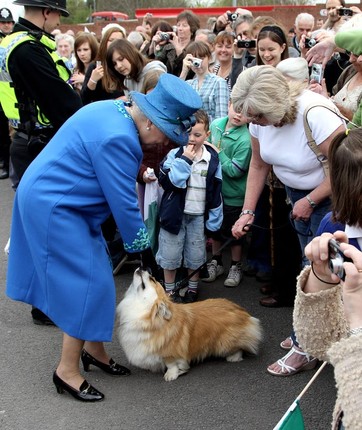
left=181, top=41, right=229, bottom=123
left=106, top=39, right=166, bottom=97
left=80, top=27, right=125, bottom=105
left=72, top=32, right=99, bottom=92
left=256, top=24, right=289, bottom=66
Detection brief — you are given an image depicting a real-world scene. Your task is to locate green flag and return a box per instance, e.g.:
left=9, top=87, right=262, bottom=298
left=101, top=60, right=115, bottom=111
left=274, top=400, right=305, bottom=430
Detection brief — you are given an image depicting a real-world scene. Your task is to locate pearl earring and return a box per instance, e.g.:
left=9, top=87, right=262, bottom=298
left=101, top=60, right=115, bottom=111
left=146, top=126, right=150, bottom=131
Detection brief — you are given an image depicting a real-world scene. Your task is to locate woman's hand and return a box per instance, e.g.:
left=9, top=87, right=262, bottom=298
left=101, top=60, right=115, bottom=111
left=304, top=231, right=347, bottom=289
left=291, top=197, right=314, bottom=221
left=338, top=243, right=362, bottom=329
left=308, top=78, right=328, bottom=97
left=71, top=71, right=84, bottom=86
left=90, top=63, right=103, bottom=84
left=231, top=213, right=254, bottom=239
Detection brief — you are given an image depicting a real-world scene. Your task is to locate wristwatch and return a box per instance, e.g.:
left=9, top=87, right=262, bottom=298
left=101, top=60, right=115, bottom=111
left=306, top=194, right=317, bottom=209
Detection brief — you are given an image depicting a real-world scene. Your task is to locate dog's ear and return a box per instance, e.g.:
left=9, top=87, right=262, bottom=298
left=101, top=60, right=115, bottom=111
left=157, top=301, right=172, bottom=320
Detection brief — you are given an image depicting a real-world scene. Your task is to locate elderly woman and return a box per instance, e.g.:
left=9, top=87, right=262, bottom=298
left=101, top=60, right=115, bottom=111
left=231, top=65, right=345, bottom=375
left=6, top=74, right=202, bottom=402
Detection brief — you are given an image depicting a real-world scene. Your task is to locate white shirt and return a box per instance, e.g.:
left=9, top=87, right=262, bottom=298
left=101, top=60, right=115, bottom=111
left=346, top=224, right=362, bottom=250
left=184, top=145, right=210, bottom=215
left=249, top=90, right=345, bottom=189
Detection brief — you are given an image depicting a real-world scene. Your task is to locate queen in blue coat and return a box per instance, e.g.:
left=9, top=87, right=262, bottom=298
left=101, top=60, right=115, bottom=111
left=6, top=74, right=202, bottom=402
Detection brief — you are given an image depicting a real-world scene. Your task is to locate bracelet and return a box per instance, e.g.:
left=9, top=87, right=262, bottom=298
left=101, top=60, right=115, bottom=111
left=89, top=78, right=97, bottom=85
left=306, top=194, right=317, bottom=208
left=311, top=262, right=340, bottom=285
left=348, top=327, right=362, bottom=336
left=239, top=209, right=255, bottom=217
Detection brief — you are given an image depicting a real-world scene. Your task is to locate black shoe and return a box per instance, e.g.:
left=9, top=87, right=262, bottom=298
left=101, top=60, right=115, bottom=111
left=182, top=290, right=198, bottom=303
left=81, top=349, right=131, bottom=376
left=53, top=372, right=104, bottom=402
left=31, top=308, right=55, bottom=326
left=0, top=169, right=9, bottom=179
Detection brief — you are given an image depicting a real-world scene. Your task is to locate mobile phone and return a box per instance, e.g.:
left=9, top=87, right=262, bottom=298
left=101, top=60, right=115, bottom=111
left=96, top=61, right=101, bottom=67
left=328, top=239, right=352, bottom=280
left=310, top=63, right=323, bottom=84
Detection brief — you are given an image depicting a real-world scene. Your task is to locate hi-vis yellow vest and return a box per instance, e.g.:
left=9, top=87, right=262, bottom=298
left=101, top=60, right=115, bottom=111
left=0, top=31, right=71, bottom=129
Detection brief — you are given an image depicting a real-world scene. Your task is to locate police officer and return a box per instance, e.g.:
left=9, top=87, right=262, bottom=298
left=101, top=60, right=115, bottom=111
left=1, top=0, right=82, bottom=324
left=0, top=7, right=15, bottom=179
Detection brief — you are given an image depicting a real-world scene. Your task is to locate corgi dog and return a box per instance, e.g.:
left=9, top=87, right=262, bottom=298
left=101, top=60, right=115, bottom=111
left=117, top=268, right=262, bottom=381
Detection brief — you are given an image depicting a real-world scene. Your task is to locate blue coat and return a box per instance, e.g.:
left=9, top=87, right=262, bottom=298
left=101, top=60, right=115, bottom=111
left=6, top=100, right=150, bottom=342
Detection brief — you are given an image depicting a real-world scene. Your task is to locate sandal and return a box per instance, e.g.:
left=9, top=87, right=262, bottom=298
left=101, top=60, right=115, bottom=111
left=267, top=346, right=318, bottom=376
left=280, top=336, right=293, bottom=350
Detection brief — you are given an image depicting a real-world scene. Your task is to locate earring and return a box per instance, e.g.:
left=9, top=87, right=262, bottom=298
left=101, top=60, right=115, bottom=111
left=146, top=126, right=150, bottom=131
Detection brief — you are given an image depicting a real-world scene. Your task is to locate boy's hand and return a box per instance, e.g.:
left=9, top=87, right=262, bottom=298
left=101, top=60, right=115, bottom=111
left=183, top=143, right=197, bottom=161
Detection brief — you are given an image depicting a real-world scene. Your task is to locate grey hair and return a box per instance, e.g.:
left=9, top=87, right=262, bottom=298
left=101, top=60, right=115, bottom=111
left=295, top=13, right=315, bottom=27
left=231, top=65, right=304, bottom=125
left=55, top=33, right=75, bottom=50
left=233, top=14, right=254, bottom=31
left=195, top=29, right=216, bottom=45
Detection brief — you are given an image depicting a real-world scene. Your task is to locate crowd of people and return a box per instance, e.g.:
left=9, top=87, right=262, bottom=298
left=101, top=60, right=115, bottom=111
left=1, top=0, right=362, bottom=427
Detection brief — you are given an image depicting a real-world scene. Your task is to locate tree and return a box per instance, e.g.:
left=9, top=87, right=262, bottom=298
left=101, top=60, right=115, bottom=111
left=62, top=0, right=91, bottom=24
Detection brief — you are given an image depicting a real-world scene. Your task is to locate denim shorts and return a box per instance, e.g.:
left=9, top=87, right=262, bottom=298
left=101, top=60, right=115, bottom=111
left=156, top=214, right=206, bottom=270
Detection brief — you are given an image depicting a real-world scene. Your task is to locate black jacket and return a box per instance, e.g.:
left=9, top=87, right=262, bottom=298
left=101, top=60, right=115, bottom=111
left=8, top=18, right=82, bottom=133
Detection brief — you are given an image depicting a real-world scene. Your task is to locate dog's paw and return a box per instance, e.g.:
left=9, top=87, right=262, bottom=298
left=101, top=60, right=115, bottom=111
left=226, top=350, right=243, bottom=362
left=164, top=367, right=181, bottom=381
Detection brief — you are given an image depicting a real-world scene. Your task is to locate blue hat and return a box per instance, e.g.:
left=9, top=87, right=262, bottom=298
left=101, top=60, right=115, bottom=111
left=130, top=74, right=202, bottom=146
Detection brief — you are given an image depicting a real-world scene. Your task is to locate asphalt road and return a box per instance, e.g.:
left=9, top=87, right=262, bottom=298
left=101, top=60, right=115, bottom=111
left=0, top=177, right=336, bottom=430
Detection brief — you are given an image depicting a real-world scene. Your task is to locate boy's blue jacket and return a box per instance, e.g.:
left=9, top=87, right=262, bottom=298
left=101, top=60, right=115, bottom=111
left=158, top=145, right=223, bottom=235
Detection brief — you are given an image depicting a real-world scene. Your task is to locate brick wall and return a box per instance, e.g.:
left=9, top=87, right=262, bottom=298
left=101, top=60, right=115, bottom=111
left=60, top=6, right=324, bottom=41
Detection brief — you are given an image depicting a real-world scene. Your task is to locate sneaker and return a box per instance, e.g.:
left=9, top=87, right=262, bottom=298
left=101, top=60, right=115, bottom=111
left=224, top=263, right=243, bottom=287
left=201, top=260, right=224, bottom=282
left=182, top=290, right=198, bottom=303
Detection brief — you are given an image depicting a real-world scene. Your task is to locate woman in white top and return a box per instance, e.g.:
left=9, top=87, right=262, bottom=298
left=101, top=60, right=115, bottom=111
left=231, top=66, right=345, bottom=376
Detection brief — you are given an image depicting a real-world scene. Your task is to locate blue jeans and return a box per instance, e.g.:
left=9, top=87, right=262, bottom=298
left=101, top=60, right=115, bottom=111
left=284, top=186, right=331, bottom=267
left=156, top=214, right=206, bottom=270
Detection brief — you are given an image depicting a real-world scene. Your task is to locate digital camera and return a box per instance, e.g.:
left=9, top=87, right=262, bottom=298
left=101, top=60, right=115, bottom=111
left=237, top=39, right=256, bottom=49
left=338, top=7, right=353, bottom=17
left=227, top=12, right=239, bottom=22
left=159, top=32, right=172, bottom=41
left=328, top=239, right=352, bottom=281
left=192, top=58, right=202, bottom=68
left=305, top=37, right=317, bottom=48
left=310, top=63, right=323, bottom=84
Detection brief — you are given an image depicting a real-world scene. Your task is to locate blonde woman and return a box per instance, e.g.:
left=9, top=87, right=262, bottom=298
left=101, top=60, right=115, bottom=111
left=231, top=65, right=345, bottom=376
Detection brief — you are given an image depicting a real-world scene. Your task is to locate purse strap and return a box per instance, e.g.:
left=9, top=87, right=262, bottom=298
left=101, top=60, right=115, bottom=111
left=303, top=102, right=347, bottom=177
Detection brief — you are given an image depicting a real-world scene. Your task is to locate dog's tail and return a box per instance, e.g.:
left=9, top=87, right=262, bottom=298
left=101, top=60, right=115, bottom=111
left=243, top=317, right=263, bottom=355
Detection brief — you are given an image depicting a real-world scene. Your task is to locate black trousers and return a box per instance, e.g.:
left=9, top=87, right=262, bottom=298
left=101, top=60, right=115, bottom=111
left=0, top=108, right=11, bottom=170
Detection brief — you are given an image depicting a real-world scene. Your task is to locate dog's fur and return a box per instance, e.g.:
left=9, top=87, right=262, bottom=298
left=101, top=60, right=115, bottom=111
left=116, top=269, right=263, bottom=381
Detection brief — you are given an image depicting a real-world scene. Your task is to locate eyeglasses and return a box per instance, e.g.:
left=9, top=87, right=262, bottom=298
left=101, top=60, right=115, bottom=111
left=245, top=112, right=264, bottom=122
